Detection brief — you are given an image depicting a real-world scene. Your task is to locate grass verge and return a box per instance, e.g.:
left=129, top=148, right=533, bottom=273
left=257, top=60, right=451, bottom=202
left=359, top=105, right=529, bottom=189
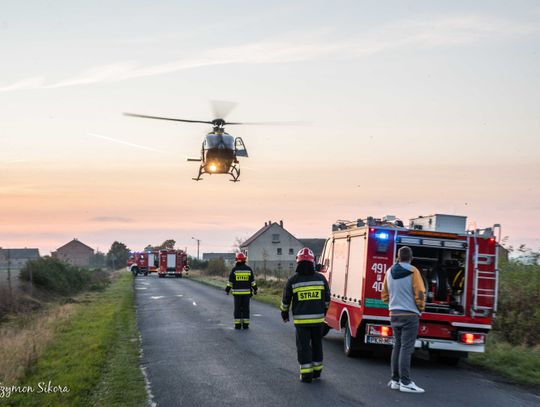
left=4, top=272, right=147, bottom=406
left=468, top=336, right=540, bottom=388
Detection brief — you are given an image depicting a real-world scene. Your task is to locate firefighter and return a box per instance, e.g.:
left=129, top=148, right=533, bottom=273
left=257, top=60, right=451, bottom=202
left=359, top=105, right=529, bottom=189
left=225, top=252, right=257, bottom=329
left=281, top=247, right=330, bottom=383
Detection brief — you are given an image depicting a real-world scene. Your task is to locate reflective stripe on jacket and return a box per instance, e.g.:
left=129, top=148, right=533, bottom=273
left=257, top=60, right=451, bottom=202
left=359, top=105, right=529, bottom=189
left=281, top=272, right=330, bottom=326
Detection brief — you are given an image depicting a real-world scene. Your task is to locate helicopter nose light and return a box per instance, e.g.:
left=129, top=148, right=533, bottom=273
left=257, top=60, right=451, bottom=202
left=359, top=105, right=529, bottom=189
left=209, top=163, right=217, bottom=172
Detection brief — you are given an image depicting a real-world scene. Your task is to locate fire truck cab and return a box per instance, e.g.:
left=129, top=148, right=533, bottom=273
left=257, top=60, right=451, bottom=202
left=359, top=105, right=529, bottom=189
left=320, top=214, right=500, bottom=363
left=158, top=250, right=189, bottom=278
left=127, top=251, right=159, bottom=276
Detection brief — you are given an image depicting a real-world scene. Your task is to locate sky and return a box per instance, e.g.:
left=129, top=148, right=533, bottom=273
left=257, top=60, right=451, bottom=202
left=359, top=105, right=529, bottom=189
left=0, top=0, right=539, bottom=256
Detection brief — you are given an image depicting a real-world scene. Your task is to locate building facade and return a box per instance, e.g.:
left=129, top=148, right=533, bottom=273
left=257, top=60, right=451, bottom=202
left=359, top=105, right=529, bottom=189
left=0, top=248, right=40, bottom=270
left=240, top=220, right=325, bottom=276
left=52, top=239, right=95, bottom=267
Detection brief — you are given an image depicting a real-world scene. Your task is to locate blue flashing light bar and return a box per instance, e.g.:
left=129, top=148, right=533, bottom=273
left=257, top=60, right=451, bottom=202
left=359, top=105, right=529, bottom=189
left=376, top=232, right=389, bottom=240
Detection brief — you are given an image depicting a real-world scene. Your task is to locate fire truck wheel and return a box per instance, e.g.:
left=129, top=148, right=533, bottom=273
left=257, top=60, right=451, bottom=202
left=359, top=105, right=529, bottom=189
left=343, top=322, right=361, bottom=357
left=322, top=323, right=330, bottom=337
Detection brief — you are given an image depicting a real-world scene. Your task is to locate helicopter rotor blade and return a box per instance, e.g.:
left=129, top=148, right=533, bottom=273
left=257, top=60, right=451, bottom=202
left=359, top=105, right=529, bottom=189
left=210, top=100, right=238, bottom=120
left=225, top=121, right=310, bottom=126
left=124, top=113, right=213, bottom=125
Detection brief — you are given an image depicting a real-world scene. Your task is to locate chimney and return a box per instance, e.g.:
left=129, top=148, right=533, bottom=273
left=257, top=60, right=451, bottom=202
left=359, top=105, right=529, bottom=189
left=264, top=222, right=267, bottom=226
left=279, top=220, right=283, bottom=227
left=269, top=220, right=272, bottom=225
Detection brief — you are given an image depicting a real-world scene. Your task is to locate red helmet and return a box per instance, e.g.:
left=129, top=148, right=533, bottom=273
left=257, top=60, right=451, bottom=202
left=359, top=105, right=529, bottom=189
left=235, top=252, right=247, bottom=262
left=296, top=247, right=315, bottom=263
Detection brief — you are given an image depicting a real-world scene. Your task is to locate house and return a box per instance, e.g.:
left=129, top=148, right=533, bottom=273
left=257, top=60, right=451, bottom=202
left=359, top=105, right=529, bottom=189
left=240, top=220, right=325, bottom=274
left=52, top=238, right=94, bottom=267
left=0, top=248, right=40, bottom=270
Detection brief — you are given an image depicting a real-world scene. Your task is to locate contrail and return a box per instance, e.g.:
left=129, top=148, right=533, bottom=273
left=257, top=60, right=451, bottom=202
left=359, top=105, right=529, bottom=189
left=87, top=132, right=163, bottom=153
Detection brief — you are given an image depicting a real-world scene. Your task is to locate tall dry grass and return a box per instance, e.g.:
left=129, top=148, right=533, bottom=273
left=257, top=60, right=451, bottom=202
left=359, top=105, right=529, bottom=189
left=0, top=302, right=78, bottom=383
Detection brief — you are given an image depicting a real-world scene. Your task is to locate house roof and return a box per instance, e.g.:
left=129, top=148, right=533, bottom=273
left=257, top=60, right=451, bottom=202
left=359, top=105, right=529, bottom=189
left=240, top=223, right=276, bottom=247
left=298, top=239, right=326, bottom=258
left=56, top=238, right=94, bottom=252
left=0, top=248, right=40, bottom=260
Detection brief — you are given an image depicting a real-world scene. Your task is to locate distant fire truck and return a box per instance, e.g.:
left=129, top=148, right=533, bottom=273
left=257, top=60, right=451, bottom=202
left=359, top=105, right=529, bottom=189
left=158, top=249, right=189, bottom=278
left=127, top=251, right=158, bottom=276
left=318, top=214, right=500, bottom=363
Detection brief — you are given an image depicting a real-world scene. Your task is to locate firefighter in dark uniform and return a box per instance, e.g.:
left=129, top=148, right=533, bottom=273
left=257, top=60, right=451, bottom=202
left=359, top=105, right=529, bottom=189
left=281, top=247, right=330, bottom=382
left=225, top=252, right=257, bottom=329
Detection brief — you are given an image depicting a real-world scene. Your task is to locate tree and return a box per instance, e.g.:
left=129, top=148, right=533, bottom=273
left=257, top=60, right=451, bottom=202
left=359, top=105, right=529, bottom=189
left=231, top=236, right=247, bottom=253
left=187, top=255, right=208, bottom=270
left=90, top=251, right=107, bottom=268
left=107, top=241, right=130, bottom=270
left=160, top=239, right=176, bottom=250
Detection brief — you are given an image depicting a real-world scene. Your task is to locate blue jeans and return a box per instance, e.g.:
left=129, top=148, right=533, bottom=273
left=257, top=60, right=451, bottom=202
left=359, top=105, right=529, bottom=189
left=390, top=315, right=419, bottom=385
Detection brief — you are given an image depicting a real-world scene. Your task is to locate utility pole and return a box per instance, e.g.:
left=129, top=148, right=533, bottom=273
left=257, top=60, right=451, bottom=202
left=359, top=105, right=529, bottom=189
left=191, top=237, right=200, bottom=260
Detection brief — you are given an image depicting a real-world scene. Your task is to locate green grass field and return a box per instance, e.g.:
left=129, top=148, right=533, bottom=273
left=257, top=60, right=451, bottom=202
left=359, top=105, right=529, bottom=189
left=6, top=272, right=147, bottom=406
left=468, top=336, right=540, bottom=388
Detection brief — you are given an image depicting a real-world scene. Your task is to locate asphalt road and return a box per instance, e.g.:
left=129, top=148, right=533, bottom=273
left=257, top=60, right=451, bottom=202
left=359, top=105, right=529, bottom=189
left=136, top=274, right=539, bottom=407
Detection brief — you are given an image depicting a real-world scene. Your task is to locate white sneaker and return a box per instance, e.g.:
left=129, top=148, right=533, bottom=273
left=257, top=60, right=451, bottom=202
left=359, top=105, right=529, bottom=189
left=387, top=380, right=400, bottom=390
left=399, top=381, right=425, bottom=393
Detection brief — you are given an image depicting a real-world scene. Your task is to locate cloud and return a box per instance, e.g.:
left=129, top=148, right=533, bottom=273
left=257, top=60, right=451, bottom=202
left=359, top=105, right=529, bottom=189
left=0, top=15, right=537, bottom=92
left=91, top=216, right=135, bottom=223
left=86, top=132, right=164, bottom=153
left=0, top=76, right=45, bottom=92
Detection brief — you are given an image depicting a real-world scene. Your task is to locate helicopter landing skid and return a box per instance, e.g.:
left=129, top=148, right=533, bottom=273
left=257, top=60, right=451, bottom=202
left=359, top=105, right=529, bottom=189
left=229, top=164, right=240, bottom=182
left=192, top=166, right=204, bottom=181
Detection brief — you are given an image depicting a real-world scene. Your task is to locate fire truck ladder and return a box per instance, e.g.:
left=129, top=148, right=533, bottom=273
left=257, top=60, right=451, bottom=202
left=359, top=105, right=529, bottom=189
left=471, top=226, right=500, bottom=317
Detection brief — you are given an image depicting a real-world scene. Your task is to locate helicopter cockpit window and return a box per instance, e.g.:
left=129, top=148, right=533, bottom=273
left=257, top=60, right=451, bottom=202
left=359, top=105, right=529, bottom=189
left=205, top=134, right=235, bottom=149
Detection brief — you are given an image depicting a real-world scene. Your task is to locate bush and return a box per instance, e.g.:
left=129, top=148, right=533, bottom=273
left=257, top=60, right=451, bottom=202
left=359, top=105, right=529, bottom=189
left=494, top=259, right=540, bottom=346
left=205, top=258, right=227, bottom=277
left=19, top=257, right=107, bottom=296
left=188, top=256, right=208, bottom=270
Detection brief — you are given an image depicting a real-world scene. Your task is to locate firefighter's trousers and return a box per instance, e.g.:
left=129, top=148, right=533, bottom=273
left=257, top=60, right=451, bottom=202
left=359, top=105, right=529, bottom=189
left=295, top=325, right=323, bottom=376
left=233, top=295, right=251, bottom=326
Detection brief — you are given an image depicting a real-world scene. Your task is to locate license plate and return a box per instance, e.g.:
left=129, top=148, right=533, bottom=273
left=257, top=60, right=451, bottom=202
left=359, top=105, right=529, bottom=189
left=365, top=336, right=395, bottom=345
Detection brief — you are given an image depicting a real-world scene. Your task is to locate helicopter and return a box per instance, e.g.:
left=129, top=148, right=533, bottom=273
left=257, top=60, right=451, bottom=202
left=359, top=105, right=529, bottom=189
left=124, top=102, right=299, bottom=182
left=125, top=113, right=247, bottom=181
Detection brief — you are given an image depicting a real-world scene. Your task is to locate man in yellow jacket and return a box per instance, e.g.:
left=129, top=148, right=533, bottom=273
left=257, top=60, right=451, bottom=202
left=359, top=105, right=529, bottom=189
left=382, top=246, right=426, bottom=394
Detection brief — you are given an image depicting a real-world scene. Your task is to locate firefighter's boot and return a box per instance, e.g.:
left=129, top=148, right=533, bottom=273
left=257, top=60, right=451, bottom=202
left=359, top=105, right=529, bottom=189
left=312, top=362, right=322, bottom=379
left=234, top=319, right=242, bottom=330
left=300, top=372, right=313, bottom=383
left=242, top=319, right=250, bottom=329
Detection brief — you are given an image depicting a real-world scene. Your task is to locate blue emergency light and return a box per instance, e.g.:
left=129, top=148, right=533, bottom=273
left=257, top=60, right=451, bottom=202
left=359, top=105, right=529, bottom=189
left=376, top=232, right=389, bottom=240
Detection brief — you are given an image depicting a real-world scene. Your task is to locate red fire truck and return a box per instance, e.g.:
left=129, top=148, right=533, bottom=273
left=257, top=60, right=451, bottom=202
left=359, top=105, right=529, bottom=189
left=127, top=251, right=159, bottom=276
left=158, top=249, right=189, bottom=278
left=319, top=214, right=500, bottom=363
